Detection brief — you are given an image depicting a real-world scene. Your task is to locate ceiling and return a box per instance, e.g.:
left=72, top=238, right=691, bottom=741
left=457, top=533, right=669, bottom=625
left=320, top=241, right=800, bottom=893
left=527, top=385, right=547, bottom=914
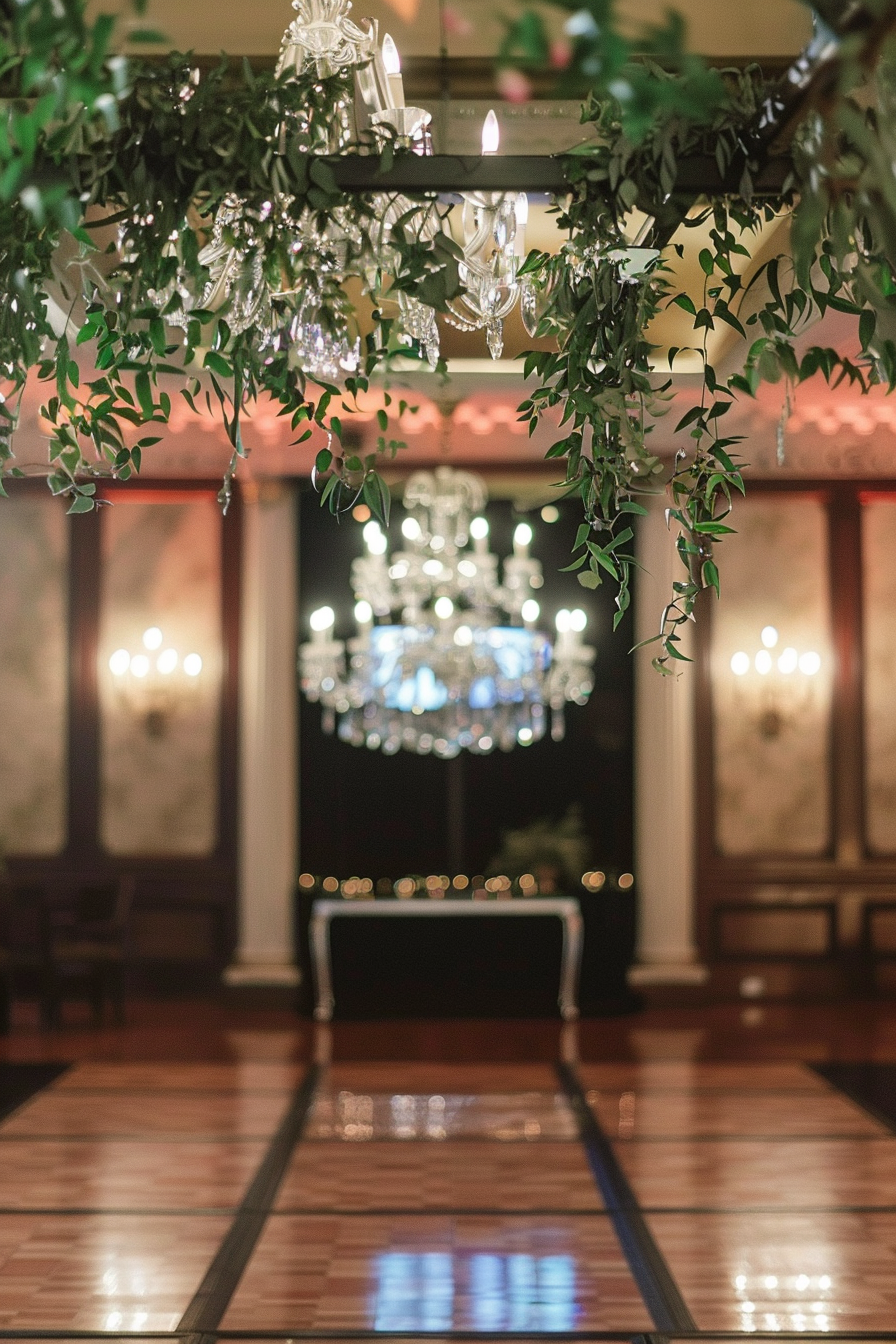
left=47, top=1, right=894, bottom=490
left=98, top=0, right=812, bottom=61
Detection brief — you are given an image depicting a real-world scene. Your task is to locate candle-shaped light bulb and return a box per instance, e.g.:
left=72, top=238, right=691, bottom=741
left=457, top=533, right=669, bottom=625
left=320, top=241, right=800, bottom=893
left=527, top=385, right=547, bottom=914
left=470, top=515, right=489, bottom=555
left=363, top=520, right=388, bottom=556
left=381, top=34, right=405, bottom=108
left=481, top=108, right=500, bottom=155
left=310, top=606, right=335, bottom=643
left=513, top=521, right=533, bottom=557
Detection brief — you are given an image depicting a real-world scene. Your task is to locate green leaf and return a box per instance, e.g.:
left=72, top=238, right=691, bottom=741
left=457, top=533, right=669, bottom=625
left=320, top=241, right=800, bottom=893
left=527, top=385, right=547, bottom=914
left=135, top=370, right=154, bottom=419
left=577, top=569, right=602, bottom=589
left=860, top=308, right=877, bottom=351
left=671, top=293, right=697, bottom=316
left=203, top=351, right=232, bottom=378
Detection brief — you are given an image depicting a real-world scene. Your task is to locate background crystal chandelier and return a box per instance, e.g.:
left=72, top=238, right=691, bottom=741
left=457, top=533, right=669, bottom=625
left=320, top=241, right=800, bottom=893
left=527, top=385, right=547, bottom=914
left=299, top=468, right=596, bottom=757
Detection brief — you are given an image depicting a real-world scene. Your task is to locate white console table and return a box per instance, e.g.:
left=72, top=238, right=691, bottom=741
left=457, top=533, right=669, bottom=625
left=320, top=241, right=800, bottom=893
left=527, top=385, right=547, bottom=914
left=309, top=897, right=584, bottom=1022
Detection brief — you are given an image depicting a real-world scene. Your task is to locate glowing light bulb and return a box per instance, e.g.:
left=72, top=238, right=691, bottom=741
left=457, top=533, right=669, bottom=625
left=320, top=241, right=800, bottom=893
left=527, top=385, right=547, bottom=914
left=454, top=625, right=473, bottom=646
left=130, top=654, right=149, bottom=678
left=761, top=625, right=779, bottom=648
left=515, top=192, right=529, bottom=225
left=354, top=600, right=373, bottom=626
left=778, top=646, right=798, bottom=674
left=434, top=596, right=454, bottom=620
left=518, top=727, right=533, bottom=745
left=363, top=520, right=387, bottom=555
left=109, top=649, right=130, bottom=676
left=570, top=608, right=587, bottom=632
left=799, top=651, right=821, bottom=676
left=183, top=653, right=202, bottom=677
left=469, top=517, right=489, bottom=540
left=755, top=649, right=772, bottom=674
left=481, top=108, right=500, bottom=155
left=521, top=599, right=540, bottom=623
left=401, top=516, right=422, bottom=542
left=513, top=521, right=533, bottom=557
left=556, top=609, right=572, bottom=633
left=157, top=649, right=178, bottom=675
left=540, top=504, right=559, bottom=523
left=310, top=606, right=335, bottom=633
left=143, top=626, right=163, bottom=650
left=730, top=651, right=750, bottom=676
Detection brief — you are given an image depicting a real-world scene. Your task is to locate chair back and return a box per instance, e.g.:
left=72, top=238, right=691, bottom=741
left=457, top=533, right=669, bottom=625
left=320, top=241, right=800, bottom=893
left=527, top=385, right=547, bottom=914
left=73, top=876, right=135, bottom=935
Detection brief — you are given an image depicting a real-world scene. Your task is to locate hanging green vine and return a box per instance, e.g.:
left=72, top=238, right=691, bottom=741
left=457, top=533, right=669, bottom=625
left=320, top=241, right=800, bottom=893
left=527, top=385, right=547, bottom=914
left=502, top=0, right=896, bottom=668
left=4, top=0, right=896, bottom=666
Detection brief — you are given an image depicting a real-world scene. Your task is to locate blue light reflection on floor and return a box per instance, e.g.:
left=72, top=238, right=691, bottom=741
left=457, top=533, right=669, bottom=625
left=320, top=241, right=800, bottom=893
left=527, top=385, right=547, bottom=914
left=372, top=1252, right=577, bottom=1331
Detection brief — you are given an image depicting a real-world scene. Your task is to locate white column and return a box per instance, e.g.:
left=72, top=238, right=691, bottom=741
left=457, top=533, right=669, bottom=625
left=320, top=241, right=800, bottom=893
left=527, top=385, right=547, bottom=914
left=224, top=481, right=300, bottom=988
left=629, top=496, right=708, bottom=987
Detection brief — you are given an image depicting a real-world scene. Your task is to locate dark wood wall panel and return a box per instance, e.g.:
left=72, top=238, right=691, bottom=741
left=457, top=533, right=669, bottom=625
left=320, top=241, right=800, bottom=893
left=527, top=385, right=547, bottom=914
left=4, top=480, right=241, bottom=987
left=696, top=481, right=896, bottom=995
left=714, top=902, right=836, bottom=959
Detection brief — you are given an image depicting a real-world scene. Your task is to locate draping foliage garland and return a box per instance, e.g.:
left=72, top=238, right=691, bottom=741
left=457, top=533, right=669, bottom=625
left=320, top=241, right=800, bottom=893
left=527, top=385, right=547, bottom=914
left=3, top=0, right=896, bottom=668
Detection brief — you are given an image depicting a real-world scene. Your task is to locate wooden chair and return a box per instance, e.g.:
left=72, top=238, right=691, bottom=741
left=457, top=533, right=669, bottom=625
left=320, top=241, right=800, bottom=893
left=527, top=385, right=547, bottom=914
left=49, top=877, right=135, bottom=1025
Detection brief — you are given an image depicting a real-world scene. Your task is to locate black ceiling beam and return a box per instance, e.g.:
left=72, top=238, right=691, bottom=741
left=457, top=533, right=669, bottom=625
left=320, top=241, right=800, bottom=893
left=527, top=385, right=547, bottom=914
left=325, top=153, right=570, bottom=194
left=323, top=151, right=792, bottom=198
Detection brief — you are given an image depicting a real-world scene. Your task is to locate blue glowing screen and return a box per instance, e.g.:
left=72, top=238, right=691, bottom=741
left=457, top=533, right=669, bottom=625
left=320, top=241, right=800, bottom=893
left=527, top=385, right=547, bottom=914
left=372, top=1252, right=577, bottom=1331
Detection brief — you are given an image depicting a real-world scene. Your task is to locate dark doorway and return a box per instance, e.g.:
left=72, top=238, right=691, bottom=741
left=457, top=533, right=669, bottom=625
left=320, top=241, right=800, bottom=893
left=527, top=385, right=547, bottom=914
left=298, top=484, right=633, bottom=880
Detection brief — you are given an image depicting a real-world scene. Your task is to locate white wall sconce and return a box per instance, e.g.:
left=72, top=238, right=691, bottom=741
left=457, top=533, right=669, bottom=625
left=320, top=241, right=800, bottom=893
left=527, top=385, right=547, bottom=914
left=108, top=626, right=204, bottom=739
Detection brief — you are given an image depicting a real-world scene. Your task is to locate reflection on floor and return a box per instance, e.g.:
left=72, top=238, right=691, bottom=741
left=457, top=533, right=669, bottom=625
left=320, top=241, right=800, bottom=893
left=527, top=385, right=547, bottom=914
left=0, top=1000, right=894, bottom=1339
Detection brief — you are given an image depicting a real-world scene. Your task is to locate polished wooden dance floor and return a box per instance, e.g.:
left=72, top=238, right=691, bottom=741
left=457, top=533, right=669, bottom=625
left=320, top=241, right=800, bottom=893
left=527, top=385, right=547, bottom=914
left=0, top=1001, right=894, bottom=1341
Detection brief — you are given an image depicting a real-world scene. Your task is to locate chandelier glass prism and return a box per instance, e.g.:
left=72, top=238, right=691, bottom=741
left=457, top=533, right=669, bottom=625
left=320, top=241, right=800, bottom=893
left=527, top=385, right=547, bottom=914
left=299, top=468, right=596, bottom=757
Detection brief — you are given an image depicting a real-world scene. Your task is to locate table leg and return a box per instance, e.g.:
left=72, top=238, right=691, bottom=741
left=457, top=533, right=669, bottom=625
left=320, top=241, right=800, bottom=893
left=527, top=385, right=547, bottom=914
left=559, top=908, right=583, bottom=1020
left=310, top=911, right=335, bottom=1021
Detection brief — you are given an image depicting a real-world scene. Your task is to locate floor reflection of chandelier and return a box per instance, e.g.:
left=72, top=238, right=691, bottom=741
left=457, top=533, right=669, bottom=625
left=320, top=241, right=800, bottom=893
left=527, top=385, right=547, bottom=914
left=299, top=467, right=596, bottom=757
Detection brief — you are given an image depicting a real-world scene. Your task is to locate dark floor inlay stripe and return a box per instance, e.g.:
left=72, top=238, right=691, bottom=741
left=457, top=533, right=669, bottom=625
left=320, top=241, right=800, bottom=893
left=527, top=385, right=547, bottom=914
left=814, top=1062, right=896, bottom=1134
left=0, top=1062, right=69, bottom=1124
left=177, top=1063, right=321, bottom=1336
left=556, top=1061, right=696, bottom=1334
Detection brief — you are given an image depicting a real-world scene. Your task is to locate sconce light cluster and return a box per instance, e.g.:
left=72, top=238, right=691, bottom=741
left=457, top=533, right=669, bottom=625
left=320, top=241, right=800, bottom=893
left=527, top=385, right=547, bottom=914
left=108, top=627, right=204, bottom=739
left=729, top=625, right=822, bottom=740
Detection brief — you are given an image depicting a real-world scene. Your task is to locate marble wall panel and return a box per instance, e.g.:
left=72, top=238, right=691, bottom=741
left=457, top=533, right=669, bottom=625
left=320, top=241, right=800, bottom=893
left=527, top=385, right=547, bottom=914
left=98, top=497, right=221, bottom=855
left=710, top=496, right=832, bottom=855
left=0, top=496, right=67, bottom=854
left=863, top=498, right=896, bottom=854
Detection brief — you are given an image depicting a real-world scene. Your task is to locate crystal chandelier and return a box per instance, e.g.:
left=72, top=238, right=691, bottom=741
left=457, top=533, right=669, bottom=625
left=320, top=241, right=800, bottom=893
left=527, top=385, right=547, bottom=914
left=146, top=0, right=536, bottom=372
left=299, top=467, right=596, bottom=757
left=445, top=113, right=532, bottom=360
